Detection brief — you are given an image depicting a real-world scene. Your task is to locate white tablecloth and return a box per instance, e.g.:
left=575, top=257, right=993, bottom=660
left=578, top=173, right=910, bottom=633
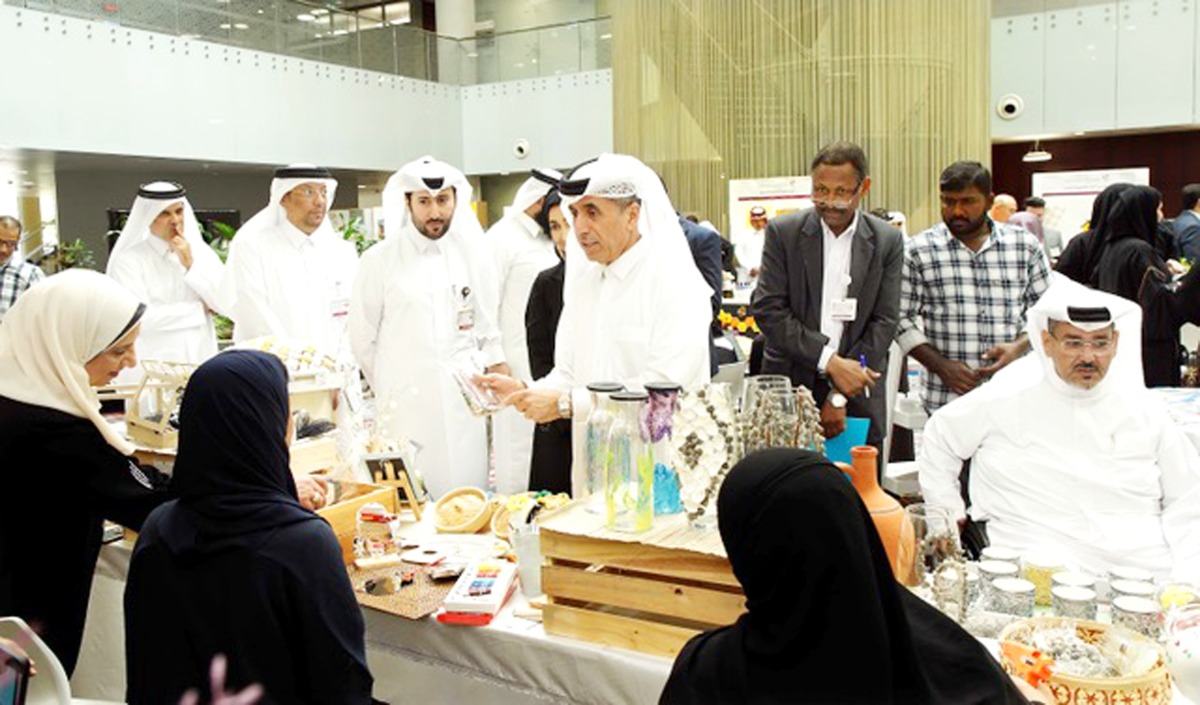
left=74, top=538, right=674, bottom=705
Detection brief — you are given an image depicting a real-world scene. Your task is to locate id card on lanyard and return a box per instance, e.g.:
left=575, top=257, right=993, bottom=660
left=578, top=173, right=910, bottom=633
left=454, top=285, right=475, bottom=331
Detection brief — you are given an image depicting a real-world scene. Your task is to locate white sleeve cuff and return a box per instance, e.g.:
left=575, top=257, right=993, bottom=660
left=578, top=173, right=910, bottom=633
left=817, top=346, right=836, bottom=373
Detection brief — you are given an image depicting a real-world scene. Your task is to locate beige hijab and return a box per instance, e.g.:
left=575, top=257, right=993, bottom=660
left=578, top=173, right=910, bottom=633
left=0, top=269, right=145, bottom=454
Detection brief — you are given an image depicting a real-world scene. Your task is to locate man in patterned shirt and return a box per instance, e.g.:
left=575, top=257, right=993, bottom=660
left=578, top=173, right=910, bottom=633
left=0, top=216, right=45, bottom=322
left=897, top=162, right=1051, bottom=413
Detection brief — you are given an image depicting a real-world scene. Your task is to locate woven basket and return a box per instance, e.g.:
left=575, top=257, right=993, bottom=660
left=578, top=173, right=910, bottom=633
left=434, top=487, right=494, bottom=533
left=999, top=617, right=1170, bottom=705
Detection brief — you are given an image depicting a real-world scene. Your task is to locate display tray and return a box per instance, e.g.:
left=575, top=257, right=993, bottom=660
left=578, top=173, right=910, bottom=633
left=538, top=502, right=745, bottom=658
left=350, top=562, right=456, bottom=620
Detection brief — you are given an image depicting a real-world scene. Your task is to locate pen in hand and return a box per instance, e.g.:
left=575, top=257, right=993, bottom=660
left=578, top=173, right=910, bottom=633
left=859, top=354, right=871, bottom=398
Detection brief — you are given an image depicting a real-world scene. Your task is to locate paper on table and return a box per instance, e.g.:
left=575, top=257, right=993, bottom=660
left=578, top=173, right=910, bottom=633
left=823, top=416, right=870, bottom=464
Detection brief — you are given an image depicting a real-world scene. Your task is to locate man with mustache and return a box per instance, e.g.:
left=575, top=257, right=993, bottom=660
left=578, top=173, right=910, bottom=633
left=349, top=156, right=506, bottom=498
left=918, top=278, right=1200, bottom=581
left=897, top=161, right=1052, bottom=414
left=750, top=142, right=903, bottom=450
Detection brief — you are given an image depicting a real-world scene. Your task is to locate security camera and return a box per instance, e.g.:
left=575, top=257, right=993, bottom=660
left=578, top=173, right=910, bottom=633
left=513, top=139, right=531, bottom=159
left=996, top=94, right=1024, bottom=120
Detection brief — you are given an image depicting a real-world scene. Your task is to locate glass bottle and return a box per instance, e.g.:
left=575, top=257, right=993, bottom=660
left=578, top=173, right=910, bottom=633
left=645, top=382, right=682, bottom=515
left=605, top=390, right=653, bottom=533
left=583, top=382, right=624, bottom=513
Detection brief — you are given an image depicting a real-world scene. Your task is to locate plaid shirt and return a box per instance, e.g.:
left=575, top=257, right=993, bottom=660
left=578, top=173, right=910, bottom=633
left=0, top=258, right=45, bottom=321
left=897, top=221, right=1051, bottom=412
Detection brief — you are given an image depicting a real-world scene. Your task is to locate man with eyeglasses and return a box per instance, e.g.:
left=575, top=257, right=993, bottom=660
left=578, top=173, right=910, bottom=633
left=222, top=165, right=358, bottom=358
left=751, top=142, right=903, bottom=449
left=897, top=161, right=1052, bottom=414
left=918, top=278, right=1200, bottom=581
left=0, top=216, right=44, bottom=322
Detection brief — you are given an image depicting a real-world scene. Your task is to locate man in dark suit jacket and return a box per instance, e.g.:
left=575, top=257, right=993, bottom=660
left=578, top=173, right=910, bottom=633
left=679, top=214, right=724, bottom=375
left=1174, top=183, right=1200, bottom=263
left=751, top=142, right=903, bottom=451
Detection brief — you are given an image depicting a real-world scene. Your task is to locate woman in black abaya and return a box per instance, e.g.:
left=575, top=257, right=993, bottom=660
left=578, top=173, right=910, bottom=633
left=660, top=449, right=1029, bottom=705
left=124, top=350, right=373, bottom=705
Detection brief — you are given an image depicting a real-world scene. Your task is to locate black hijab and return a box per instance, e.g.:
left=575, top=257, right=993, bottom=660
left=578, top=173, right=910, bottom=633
left=1059, top=182, right=1133, bottom=283
left=660, top=449, right=1027, bottom=705
left=159, top=350, right=319, bottom=557
left=1084, top=185, right=1161, bottom=286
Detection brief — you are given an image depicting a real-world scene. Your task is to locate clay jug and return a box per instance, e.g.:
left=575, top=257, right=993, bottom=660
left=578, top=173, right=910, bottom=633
left=839, top=446, right=915, bottom=582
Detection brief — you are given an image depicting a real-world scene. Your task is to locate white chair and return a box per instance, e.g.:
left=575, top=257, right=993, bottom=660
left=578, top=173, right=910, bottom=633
left=0, top=617, right=71, bottom=705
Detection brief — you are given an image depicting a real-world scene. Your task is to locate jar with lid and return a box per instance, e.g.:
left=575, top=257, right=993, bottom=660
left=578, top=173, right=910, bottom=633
left=583, top=382, right=624, bottom=513
left=605, top=391, right=653, bottom=533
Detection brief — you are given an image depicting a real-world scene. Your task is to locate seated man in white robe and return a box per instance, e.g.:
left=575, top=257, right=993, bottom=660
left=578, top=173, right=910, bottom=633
left=481, top=153, right=713, bottom=494
left=106, top=181, right=226, bottom=385
left=919, top=276, right=1200, bottom=581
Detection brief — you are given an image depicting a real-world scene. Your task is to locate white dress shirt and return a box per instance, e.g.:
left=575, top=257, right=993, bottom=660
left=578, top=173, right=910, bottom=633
left=349, top=224, right=503, bottom=498
left=733, top=226, right=766, bottom=285
left=224, top=216, right=359, bottom=358
left=107, top=233, right=224, bottom=381
left=533, top=237, right=712, bottom=493
left=817, top=212, right=858, bottom=371
left=488, top=209, right=559, bottom=494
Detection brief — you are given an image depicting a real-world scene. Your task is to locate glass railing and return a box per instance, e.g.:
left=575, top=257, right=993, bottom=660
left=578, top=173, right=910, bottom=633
left=5, top=0, right=611, bottom=85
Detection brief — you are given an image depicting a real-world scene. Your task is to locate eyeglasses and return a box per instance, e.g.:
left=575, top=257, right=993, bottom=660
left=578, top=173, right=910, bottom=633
left=812, top=183, right=862, bottom=201
left=0, top=239, right=18, bottom=251
left=1049, top=331, right=1115, bottom=353
left=290, top=186, right=327, bottom=201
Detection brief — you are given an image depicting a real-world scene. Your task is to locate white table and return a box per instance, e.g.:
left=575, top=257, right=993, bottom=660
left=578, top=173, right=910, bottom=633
left=73, top=538, right=674, bottom=705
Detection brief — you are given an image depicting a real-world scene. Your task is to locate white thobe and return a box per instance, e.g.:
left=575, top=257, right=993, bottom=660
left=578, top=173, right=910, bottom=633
left=919, top=374, right=1200, bottom=582
left=733, top=226, right=766, bottom=285
left=224, top=219, right=358, bottom=358
left=349, top=225, right=504, bottom=499
left=488, top=210, right=559, bottom=494
left=107, top=234, right=224, bottom=384
left=533, top=238, right=712, bottom=494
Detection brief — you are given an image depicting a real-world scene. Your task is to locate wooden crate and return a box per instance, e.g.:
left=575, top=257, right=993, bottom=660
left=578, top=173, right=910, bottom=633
left=317, top=481, right=398, bottom=565
left=539, top=507, right=745, bottom=658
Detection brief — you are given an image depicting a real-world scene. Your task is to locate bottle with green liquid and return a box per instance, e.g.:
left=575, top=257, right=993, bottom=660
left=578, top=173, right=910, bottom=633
left=605, top=390, right=653, bottom=532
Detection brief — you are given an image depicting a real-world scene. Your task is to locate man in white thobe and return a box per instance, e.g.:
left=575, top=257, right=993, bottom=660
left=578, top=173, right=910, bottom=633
left=733, top=205, right=768, bottom=287
left=222, top=165, right=358, bottom=357
left=106, top=181, right=225, bottom=384
left=919, top=276, right=1200, bottom=581
left=482, top=153, right=712, bottom=495
left=487, top=167, right=562, bottom=495
left=349, top=156, right=506, bottom=499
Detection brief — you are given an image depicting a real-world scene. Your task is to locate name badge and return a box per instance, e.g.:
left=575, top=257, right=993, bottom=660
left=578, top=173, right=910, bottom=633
left=331, top=298, right=351, bottom=319
left=830, top=298, right=857, bottom=321
left=454, top=285, right=475, bottom=331
left=457, top=306, right=475, bottom=331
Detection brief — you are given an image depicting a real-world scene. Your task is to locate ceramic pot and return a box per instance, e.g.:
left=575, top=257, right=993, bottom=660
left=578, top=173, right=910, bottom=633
left=842, top=445, right=915, bottom=581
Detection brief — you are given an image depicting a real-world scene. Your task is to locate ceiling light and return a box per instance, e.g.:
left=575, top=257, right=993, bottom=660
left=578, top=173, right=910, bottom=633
left=233, top=23, right=248, bottom=29
left=219, top=22, right=231, bottom=29
left=297, top=13, right=316, bottom=22
left=1022, top=140, right=1052, bottom=163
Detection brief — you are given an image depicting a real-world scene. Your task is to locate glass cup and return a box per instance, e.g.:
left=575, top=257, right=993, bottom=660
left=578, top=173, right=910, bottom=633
left=903, top=504, right=960, bottom=587
left=511, top=523, right=543, bottom=598
left=1022, top=552, right=1066, bottom=607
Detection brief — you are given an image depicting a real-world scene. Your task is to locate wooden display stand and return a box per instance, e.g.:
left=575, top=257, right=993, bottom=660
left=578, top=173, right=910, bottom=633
left=318, top=481, right=399, bottom=565
left=365, top=455, right=424, bottom=521
left=124, top=361, right=197, bottom=449
left=538, top=502, right=745, bottom=658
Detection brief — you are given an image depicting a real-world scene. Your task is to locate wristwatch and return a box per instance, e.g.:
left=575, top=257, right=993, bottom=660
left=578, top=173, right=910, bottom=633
left=828, top=391, right=848, bottom=409
left=557, top=391, right=573, bottom=419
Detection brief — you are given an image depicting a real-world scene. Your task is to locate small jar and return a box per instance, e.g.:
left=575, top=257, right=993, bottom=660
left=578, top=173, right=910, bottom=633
left=978, top=559, right=1020, bottom=587
left=1022, top=553, right=1066, bottom=607
left=1052, top=571, right=1096, bottom=591
left=980, top=546, right=1022, bottom=564
left=1110, top=566, right=1155, bottom=583
left=1051, top=585, right=1098, bottom=620
left=989, top=577, right=1037, bottom=617
left=1112, top=595, right=1162, bottom=639
left=1111, top=579, right=1158, bottom=601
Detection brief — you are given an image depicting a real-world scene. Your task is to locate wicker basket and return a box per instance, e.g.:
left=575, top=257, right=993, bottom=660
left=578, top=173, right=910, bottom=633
left=434, top=487, right=494, bottom=533
left=998, top=617, right=1171, bottom=705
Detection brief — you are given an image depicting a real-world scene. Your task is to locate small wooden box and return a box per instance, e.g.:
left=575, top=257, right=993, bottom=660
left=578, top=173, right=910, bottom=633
left=539, top=504, right=745, bottom=658
left=317, top=481, right=398, bottom=565
left=290, top=436, right=339, bottom=475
